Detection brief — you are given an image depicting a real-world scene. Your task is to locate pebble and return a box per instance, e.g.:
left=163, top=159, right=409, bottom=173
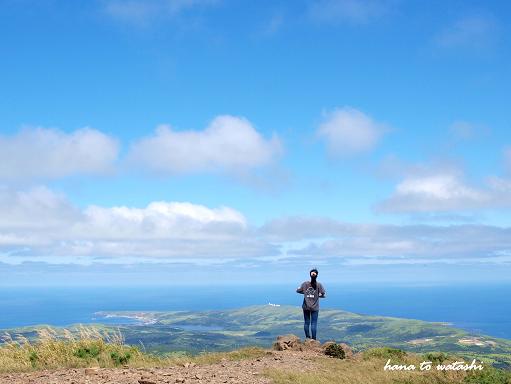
left=84, top=368, right=99, bottom=376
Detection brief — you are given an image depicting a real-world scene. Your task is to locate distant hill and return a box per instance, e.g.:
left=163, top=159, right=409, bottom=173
left=3, top=304, right=511, bottom=368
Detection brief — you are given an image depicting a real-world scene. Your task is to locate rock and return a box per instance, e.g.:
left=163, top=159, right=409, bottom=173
left=272, top=334, right=303, bottom=351
left=84, top=368, right=99, bottom=376
left=139, top=380, right=157, bottom=384
left=303, top=338, right=322, bottom=350
left=175, top=378, right=186, bottom=383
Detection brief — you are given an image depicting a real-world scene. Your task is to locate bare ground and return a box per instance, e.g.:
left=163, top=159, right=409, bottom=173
left=0, top=349, right=327, bottom=384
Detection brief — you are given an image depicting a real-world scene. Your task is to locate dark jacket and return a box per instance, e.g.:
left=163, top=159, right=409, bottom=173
left=296, top=281, right=326, bottom=311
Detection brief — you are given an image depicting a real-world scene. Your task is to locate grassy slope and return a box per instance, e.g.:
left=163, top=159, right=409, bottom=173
left=0, top=331, right=268, bottom=374
left=3, top=305, right=511, bottom=367
left=96, top=305, right=511, bottom=366
left=264, top=353, right=511, bottom=384
left=1, top=336, right=511, bottom=384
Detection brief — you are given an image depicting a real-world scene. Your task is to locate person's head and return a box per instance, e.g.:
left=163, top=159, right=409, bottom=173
left=310, top=268, right=318, bottom=278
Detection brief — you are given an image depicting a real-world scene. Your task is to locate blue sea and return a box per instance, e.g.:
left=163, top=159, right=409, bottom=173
left=1, top=283, right=510, bottom=340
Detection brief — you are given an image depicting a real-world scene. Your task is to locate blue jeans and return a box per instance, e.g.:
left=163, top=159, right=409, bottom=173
left=303, top=309, right=319, bottom=340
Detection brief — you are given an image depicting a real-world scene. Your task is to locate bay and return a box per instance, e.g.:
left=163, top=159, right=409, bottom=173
left=0, top=283, right=509, bottom=340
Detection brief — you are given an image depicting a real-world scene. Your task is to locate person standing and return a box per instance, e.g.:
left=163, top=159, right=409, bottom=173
left=296, top=268, right=326, bottom=340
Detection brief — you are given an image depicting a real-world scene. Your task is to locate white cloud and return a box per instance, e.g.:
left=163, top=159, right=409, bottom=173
left=0, top=186, right=81, bottom=250
left=58, top=201, right=258, bottom=259
left=308, top=0, right=391, bottom=25
left=128, top=115, right=282, bottom=174
left=1, top=187, right=511, bottom=266
left=383, top=173, right=486, bottom=211
left=316, top=107, right=387, bottom=156
left=260, top=216, right=511, bottom=264
left=0, top=186, right=79, bottom=230
left=0, top=127, right=119, bottom=180
left=376, top=170, right=511, bottom=213
left=78, top=201, right=247, bottom=240
left=0, top=186, right=272, bottom=262
left=435, top=14, right=498, bottom=50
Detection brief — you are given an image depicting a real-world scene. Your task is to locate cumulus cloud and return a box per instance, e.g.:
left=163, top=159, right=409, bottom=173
left=308, top=0, right=392, bottom=25
left=316, top=107, right=387, bottom=156
left=376, top=169, right=511, bottom=213
left=0, top=186, right=79, bottom=230
left=1, top=187, right=511, bottom=266
left=128, top=115, right=282, bottom=174
left=0, top=186, right=81, bottom=248
left=58, top=201, right=262, bottom=260
left=0, top=127, right=119, bottom=180
left=378, top=173, right=486, bottom=212
left=0, top=186, right=273, bottom=262
left=435, top=14, right=498, bottom=50
left=78, top=201, right=247, bottom=240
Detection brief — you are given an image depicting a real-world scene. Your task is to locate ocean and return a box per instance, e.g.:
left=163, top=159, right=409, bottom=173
left=1, top=283, right=510, bottom=339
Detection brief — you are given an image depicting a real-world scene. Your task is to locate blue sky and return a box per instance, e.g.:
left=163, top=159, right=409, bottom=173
left=1, top=0, right=511, bottom=285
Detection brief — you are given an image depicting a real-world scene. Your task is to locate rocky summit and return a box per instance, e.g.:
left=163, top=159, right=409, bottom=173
left=0, top=336, right=353, bottom=384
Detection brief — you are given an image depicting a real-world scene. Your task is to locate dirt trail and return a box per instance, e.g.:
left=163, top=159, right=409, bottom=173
left=0, top=349, right=326, bottom=384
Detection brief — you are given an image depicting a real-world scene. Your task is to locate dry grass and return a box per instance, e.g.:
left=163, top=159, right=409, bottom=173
left=0, top=326, right=266, bottom=374
left=263, top=357, right=465, bottom=384
left=262, top=348, right=511, bottom=384
left=3, top=332, right=510, bottom=384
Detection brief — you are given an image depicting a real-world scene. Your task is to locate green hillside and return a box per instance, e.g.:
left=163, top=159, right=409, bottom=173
left=3, top=305, right=511, bottom=369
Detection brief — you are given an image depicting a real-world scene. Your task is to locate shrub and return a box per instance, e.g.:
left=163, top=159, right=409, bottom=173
left=423, top=352, right=450, bottom=364
left=463, top=366, right=511, bottom=384
left=28, top=351, right=38, bottom=367
left=362, top=347, right=407, bottom=360
left=324, top=343, right=346, bottom=359
left=110, top=351, right=132, bottom=366
left=73, top=345, right=101, bottom=360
